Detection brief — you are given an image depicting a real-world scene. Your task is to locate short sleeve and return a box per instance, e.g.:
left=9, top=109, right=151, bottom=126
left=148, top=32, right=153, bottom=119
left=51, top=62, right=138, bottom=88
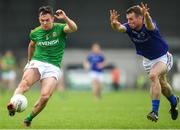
left=56, top=23, right=67, bottom=35
left=101, top=55, right=105, bottom=62
left=146, top=20, right=159, bottom=33
left=123, top=23, right=130, bottom=34
left=152, top=20, right=159, bottom=31
left=29, top=30, right=36, bottom=42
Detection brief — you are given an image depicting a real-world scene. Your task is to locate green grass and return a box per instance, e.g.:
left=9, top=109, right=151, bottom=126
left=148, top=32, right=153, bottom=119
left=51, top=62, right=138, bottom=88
left=0, top=89, right=180, bottom=129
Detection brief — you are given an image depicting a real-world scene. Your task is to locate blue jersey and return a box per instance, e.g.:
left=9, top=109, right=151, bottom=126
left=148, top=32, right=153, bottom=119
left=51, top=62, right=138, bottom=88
left=123, top=21, right=168, bottom=60
left=87, top=53, right=105, bottom=72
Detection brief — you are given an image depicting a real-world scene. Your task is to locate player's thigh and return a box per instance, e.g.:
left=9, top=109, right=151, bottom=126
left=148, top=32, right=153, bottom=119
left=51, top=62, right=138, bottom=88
left=150, top=61, right=167, bottom=77
left=22, top=68, right=40, bottom=86
left=159, top=74, right=169, bottom=87
left=57, top=77, right=64, bottom=89
left=57, top=74, right=64, bottom=86
left=40, top=77, right=58, bottom=96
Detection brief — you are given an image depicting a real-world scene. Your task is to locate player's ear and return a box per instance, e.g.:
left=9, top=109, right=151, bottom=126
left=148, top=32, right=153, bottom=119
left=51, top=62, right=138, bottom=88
left=139, top=15, right=143, bottom=20
left=38, top=16, right=41, bottom=22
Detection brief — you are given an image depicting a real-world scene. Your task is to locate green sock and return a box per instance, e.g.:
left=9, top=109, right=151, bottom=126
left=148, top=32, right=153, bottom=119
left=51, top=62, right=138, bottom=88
left=26, top=114, right=33, bottom=122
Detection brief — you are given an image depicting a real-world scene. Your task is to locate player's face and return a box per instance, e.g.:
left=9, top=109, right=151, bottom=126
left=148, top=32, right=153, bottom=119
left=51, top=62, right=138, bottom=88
left=126, top=12, right=143, bottom=30
left=39, top=14, right=54, bottom=30
left=92, top=44, right=101, bottom=54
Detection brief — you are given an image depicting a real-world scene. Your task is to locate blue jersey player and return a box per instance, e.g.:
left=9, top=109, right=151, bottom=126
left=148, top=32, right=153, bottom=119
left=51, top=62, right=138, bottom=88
left=110, top=2, right=179, bottom=122
left=84, top=43, right=105, bottom=100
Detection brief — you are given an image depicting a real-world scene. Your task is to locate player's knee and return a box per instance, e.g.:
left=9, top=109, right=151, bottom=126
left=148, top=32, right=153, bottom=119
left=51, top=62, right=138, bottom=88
left=159, top=79, right=166, bottom=87
left=149, top=72, right=158, bottom=81
left=40, top=94, right=51, bottom=103
left=161, top=86, right=166, bottom=93
left=19, top=79, right=31, bottom=91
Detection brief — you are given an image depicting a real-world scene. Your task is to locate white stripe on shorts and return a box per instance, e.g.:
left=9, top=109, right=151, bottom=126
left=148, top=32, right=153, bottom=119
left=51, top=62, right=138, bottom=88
left=143, top=52, right=173, bottom=73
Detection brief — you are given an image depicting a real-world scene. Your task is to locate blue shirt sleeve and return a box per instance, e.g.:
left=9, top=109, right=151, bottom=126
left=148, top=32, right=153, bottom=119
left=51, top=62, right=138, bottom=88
left=123, top=23, right=131, bottom=34
left=145, top=20, right=159, bottom=33
left=101, top=55, right=105, bottom=62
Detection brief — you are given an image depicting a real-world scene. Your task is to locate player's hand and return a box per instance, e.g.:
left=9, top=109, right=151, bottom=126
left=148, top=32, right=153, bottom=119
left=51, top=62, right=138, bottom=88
left=54, top=9, right=68, bottom=20
left=110, top=9, right=120, bottom=25
left=97, top=63, right=104, bottom=69
left=140, top=2, right=149, bottom=16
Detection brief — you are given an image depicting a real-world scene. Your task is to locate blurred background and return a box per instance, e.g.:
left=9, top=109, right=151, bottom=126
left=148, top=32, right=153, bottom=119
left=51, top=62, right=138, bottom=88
left=0, top=0, right=180, bottom=92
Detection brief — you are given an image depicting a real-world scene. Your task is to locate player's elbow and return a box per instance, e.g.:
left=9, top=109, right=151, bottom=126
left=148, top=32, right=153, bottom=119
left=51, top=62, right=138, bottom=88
left=113, top=25, right=126, bottom=33
left=72, top=25, right=78, bottom=32
left=71, top=24, right=78, bottom=32
left=64, top=24, right=78, bottom=33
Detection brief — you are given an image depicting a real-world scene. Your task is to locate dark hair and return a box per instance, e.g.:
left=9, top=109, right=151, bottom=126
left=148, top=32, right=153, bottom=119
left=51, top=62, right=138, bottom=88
left=39, top=6, right=53, bottom=16
left=126, top=5, right=143, bottom=16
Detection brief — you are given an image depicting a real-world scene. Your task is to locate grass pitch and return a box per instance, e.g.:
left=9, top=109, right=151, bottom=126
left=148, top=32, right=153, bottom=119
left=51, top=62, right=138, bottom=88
left=0, top=89, right=180, bottom=129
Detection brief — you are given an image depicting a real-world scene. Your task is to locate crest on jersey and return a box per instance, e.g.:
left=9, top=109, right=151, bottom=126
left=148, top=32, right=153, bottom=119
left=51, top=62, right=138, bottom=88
left=52, top=32, right=57, bottom=38
left=46, top=35, right=49, bottom=40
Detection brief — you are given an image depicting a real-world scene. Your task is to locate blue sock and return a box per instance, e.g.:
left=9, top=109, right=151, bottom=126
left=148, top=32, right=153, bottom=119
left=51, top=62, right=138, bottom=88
left=167, top=95, right=177, bottom=106
left=152, top=100, right=160, bottom=113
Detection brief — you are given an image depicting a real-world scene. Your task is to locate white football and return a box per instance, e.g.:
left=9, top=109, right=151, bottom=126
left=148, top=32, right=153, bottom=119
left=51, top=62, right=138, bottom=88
left=10, top=94, right=28, bottom=112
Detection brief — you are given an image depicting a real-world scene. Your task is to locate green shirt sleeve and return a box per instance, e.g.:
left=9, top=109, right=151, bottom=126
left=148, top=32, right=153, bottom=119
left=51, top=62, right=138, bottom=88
left=29, top=30, right=36, bottom=42
left=57, top=23, right=66, bottom=30
left=56, top=23, right=67, bottom=36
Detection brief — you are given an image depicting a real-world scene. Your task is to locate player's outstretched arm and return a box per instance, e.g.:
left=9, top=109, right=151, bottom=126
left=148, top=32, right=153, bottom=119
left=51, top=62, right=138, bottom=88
left=109, top=9, right=126, bottom=33
left=55, top=9, right=78, bottom=33
left=28, top=40, right=35, bottom=62
left=140, top=2, right=155, bottom=31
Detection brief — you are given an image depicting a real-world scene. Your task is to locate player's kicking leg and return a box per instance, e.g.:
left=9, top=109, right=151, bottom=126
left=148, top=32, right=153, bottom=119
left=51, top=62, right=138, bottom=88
left=7, top=69, right=40, bottom=117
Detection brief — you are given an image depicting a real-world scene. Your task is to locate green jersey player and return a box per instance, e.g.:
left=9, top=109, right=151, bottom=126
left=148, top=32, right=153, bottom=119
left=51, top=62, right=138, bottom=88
left=7, top=5, right=77, bottom=127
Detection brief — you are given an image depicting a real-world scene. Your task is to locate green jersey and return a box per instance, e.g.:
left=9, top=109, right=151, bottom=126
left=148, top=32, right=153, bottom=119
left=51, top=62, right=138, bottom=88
left=30, top=23, right=67, bottom=68
left=1, top=55, right=16, bottom=72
